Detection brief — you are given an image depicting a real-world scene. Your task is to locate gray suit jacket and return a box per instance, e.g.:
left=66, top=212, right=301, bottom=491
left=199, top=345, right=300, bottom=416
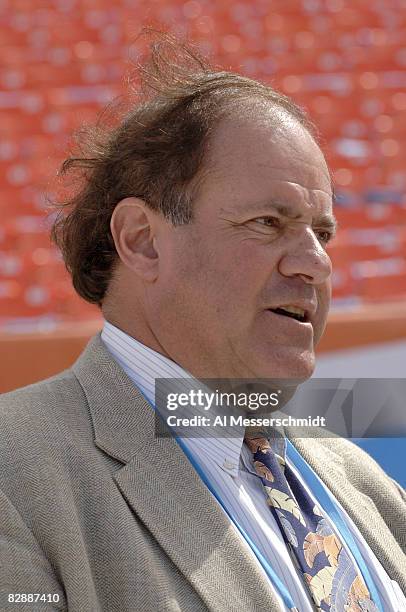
left=1, top=334, right=405, bottom=611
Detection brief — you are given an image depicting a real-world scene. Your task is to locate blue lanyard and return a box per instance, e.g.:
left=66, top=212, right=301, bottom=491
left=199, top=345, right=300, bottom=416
left=286, top=439, right=383, bottom=612
left=173, top=434, right=298, bottom=611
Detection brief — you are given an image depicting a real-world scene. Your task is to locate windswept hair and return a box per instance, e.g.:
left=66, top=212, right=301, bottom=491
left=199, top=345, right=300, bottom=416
left=50, top=29, right=319, bottom=306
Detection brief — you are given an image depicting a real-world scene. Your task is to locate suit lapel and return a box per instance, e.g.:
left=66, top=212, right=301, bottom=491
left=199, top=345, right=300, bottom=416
left=287, top=430, right=406, bottom=592
left=113, top=440, right=283, bottom=611
left=73, top=335, right=284, bottom=612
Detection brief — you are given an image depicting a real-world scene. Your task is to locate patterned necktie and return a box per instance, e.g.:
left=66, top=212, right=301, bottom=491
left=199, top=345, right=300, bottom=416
left=244, top=430, right=378, bottom=612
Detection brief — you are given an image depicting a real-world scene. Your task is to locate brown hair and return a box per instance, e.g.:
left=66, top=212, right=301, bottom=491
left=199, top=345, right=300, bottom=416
left=50, top=29, right=319, bottom=306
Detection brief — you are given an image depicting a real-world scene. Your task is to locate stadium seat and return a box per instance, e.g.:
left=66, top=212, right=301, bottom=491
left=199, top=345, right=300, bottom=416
left=1, top=0, right=406, bottom=324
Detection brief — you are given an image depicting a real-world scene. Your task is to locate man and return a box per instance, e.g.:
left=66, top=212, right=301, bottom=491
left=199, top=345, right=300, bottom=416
left=1, top=36, right=405, bottom=611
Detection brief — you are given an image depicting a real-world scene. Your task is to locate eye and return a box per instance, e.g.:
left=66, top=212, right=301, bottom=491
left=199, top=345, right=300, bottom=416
left=315, top=229, right=334, bottom=244
left=253, top=216, right=281, bottom=228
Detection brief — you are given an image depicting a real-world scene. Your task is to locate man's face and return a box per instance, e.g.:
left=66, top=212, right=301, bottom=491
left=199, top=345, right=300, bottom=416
left=151, top=108, right=335, bottom=380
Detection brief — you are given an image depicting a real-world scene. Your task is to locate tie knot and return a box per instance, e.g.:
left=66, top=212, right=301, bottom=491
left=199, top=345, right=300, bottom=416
left=244, top=432, right=286, bottom=469
left=244, top=434, right=271, bottom=455
left=244, top=428, right=286, bottom=467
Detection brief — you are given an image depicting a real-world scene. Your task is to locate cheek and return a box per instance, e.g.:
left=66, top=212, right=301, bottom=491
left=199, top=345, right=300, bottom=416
left=320, top=278, right=332, bottom=309
left=226, top=238, right=279, bottom=280
left=314, top=282, right=331, bottom=342
left=169, top=231, right=277, bottom=316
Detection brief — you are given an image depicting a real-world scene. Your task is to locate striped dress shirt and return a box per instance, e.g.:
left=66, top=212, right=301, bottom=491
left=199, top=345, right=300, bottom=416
left=101, top=320, right=402, bottom=611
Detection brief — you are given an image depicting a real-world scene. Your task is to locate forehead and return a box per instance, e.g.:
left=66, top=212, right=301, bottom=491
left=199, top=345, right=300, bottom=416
left=200, top=107, right=333, bottom=216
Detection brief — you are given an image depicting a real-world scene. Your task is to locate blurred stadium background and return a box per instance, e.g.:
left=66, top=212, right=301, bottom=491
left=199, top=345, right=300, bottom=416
left=0, top=0, right=405, bottom=483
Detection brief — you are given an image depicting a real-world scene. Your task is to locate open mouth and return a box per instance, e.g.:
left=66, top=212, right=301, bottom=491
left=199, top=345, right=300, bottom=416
left=268, top=307, right=308, bottom=323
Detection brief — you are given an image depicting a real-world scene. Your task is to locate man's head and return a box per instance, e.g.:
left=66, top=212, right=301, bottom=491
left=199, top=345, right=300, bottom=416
left=52, top=33, right=336, bottom=382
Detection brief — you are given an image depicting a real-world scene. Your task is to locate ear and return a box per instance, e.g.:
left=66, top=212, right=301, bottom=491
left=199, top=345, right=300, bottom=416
left=110, top=197, right=160, bottom=282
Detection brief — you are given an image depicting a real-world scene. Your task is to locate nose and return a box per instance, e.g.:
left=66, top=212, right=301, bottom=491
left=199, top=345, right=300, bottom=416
left=278, top=226, right=332, bottom=284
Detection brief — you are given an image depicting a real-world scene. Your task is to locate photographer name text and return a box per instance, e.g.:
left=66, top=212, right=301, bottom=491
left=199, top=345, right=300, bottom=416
left=166, top=415, right=326, bottom=428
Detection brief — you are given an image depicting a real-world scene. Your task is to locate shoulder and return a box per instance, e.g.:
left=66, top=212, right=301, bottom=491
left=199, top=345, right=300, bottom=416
left=290, top=424, right=401, bottom=488
left=0, top=369, right=95, bottom=489
left=0, top=368, right=88, bottom=440
left=291, top=431, right=405, bottom=508
left=304, top=435, right=406, bottom=525
left=316, top=436, right=401, bottom=486
left=0, top=333, right=105, bottom=450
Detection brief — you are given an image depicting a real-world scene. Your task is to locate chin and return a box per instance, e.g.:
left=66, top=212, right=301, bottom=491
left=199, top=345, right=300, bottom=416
left=252, top=348, right=316, bottom=382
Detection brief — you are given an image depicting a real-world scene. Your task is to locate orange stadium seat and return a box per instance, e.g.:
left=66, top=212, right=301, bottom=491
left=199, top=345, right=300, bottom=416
left=356, top=271, right=406, bottom=302
left=1, top=0, right=406, bottom=325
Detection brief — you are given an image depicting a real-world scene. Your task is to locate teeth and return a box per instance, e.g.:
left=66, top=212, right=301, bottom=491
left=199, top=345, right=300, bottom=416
left=280, top=305, right=305, bottom=318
